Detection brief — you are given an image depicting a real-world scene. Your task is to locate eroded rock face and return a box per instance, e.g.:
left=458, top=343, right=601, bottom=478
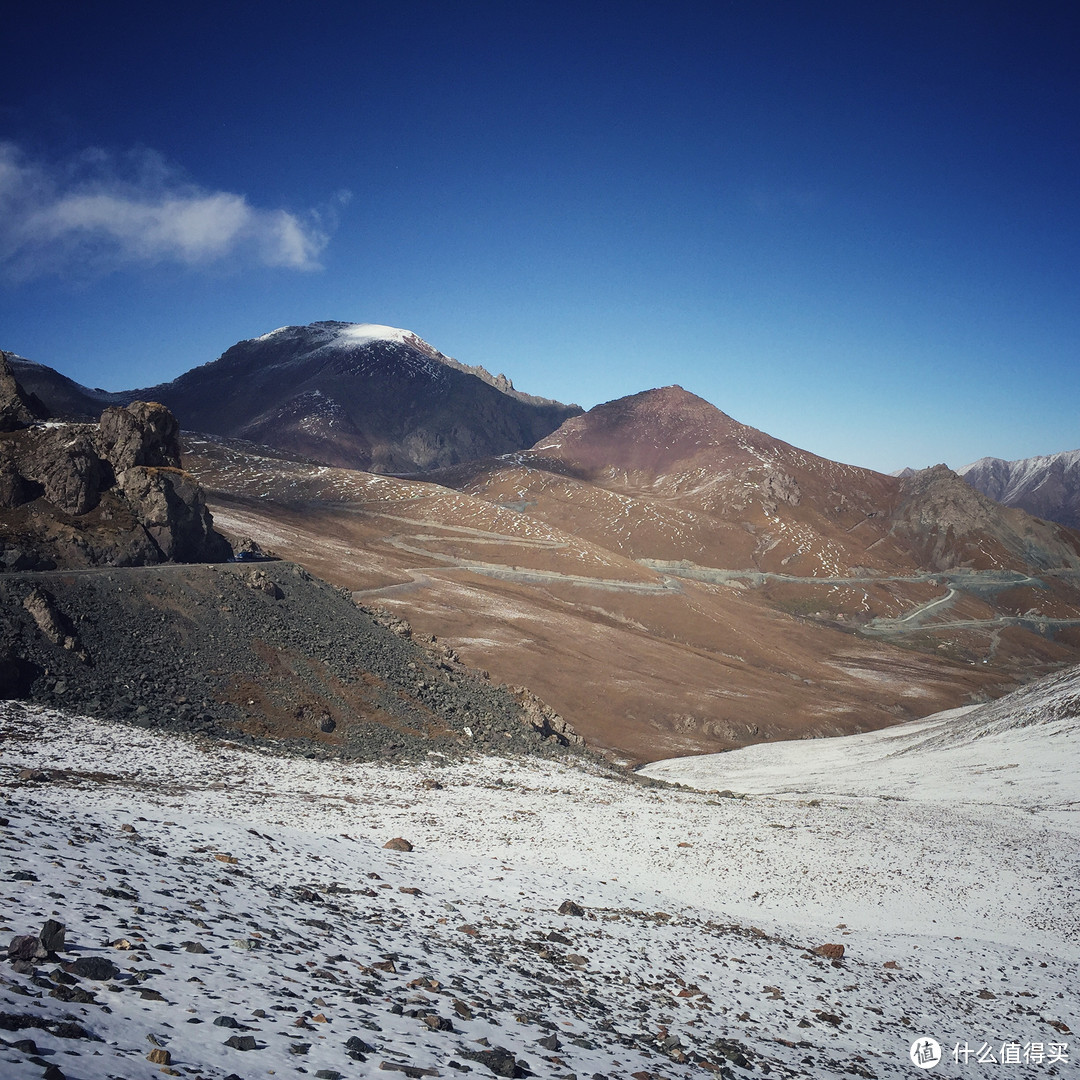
left=0, top=352, right=48, bottom=432
left=762, top=470, right=801, bottom=512
left=0, top=378, right=232, bottom=568
left=511, top=687, right=585, bottom=747
left=0, top=459, right=32, bottom=508
left=97, top=401, right=181, bottom=473
left=116, top=465, right=231, bottom=563
left=30, top=430, right=107, bottom=515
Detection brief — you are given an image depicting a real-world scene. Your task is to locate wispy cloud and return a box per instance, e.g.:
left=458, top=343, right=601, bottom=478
left=0, top=142, right=343, bottom=279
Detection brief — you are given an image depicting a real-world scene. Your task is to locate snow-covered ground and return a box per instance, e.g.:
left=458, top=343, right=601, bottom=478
left=2, top=670, right=1077, bottom=1079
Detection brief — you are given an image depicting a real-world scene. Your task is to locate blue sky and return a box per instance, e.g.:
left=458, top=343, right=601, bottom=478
left=2, top=1, right=1077, bottom=473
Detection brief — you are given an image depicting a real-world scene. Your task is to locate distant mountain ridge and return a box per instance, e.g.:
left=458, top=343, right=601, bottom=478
left=6, top=352, right=128, bottom=419
left=959, top=449, right=1080, bottom=530
left=7, top=323, right=582, bottom=474
left=437, top=385, right=1080, bottom=577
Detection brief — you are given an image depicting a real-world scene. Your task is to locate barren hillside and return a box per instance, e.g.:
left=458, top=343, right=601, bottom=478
left=182, top=389, right=1080, bottom=763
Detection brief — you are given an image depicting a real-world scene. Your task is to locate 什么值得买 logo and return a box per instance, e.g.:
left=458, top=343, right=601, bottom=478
left=909, top=1037, right=942, bottom=1070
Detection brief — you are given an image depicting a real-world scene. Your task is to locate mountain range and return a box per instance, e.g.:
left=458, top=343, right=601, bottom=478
left=959, top=448, right=1080, bottom=530
left=7, top=324, right=1080, bottom=763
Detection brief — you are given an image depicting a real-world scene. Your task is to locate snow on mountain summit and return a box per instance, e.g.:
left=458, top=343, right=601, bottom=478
left=252, top=320, right=443, bottom=358
left=335, top=322, right=424, bottom=347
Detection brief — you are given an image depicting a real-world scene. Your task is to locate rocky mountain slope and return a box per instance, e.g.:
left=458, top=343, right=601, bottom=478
left=2, top=663, right=1077, bottom=1079
left=448, top=385, right=1080, bottom=575
left=959, top=449, right=1080, bottom=530
left=3, top=352, right=125, bottom=422
left=9, top=324, right=582, bottom=473
left=0, top=560, right=584, bottom=760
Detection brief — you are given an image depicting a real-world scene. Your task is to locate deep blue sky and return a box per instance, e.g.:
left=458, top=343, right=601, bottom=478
left=2, top=1, right=1077, bottom=473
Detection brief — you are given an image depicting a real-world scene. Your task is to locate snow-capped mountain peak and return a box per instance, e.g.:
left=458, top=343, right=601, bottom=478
left=959, top=448, right=1080, bottom=529
left=253, top=320, right=443, bottom=358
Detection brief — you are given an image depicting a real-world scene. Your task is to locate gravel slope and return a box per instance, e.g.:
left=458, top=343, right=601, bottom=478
left=0, top=562, right=586, bottom=762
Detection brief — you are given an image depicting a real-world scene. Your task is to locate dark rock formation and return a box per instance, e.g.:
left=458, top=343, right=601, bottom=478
left=116, top=464, right=230, bottom=562
left=0, top=352, right=49, bottom=431
left=0, top=375, right=231, bottom=569
left=130, top=322, right=581, bottom=473
left=97, top=400, right=182, bottom=472
left=24, top=429, right=106, bottom=515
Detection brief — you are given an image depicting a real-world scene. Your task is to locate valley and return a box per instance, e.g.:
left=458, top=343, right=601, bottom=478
left=10, top=331, right=1080, bottom=766
left=183, top=421, right=1080, bottom=765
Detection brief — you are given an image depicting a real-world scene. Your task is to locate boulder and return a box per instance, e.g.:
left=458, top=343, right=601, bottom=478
left=29, top=430, right=106, bottom=515
left=22, top=587, right=87, bottom=661
left=245, top=569, right=283, bottom=598
left=7, top=934, right=46, bottom=963
left=117, top=466, right=231, bottom=562
left=63, top=955, right=120, bottom=981
left=97, top=401, right=181, bottom=473
left=38, top=919, right=66, bottom=954
left=811, top=943, right=845, bottom=960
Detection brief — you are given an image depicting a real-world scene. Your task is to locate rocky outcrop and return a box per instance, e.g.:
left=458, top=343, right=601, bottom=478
left=97, top=401, right=182, bottom=472
left=0, top=352, right=48, bottom=432
left=890, top=464, right=1080, bottom=572
left=0, top=377, right=231, bottom=569
left=116, top=464, right=230, bottom=563
left=27, top=429, right=107, bottom=515
left=762, top=469, right=801, bottom=513
left=510, top=687, right=585, bottom=747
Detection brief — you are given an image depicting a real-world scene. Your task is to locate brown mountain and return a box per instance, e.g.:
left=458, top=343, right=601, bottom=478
left=181, top=386, right=1080, bottom=764
left=439, top=386, right=1080, bottom=576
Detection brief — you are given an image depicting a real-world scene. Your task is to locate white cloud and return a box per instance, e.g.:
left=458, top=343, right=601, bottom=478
left=0, top=142, right=337, bottom=279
